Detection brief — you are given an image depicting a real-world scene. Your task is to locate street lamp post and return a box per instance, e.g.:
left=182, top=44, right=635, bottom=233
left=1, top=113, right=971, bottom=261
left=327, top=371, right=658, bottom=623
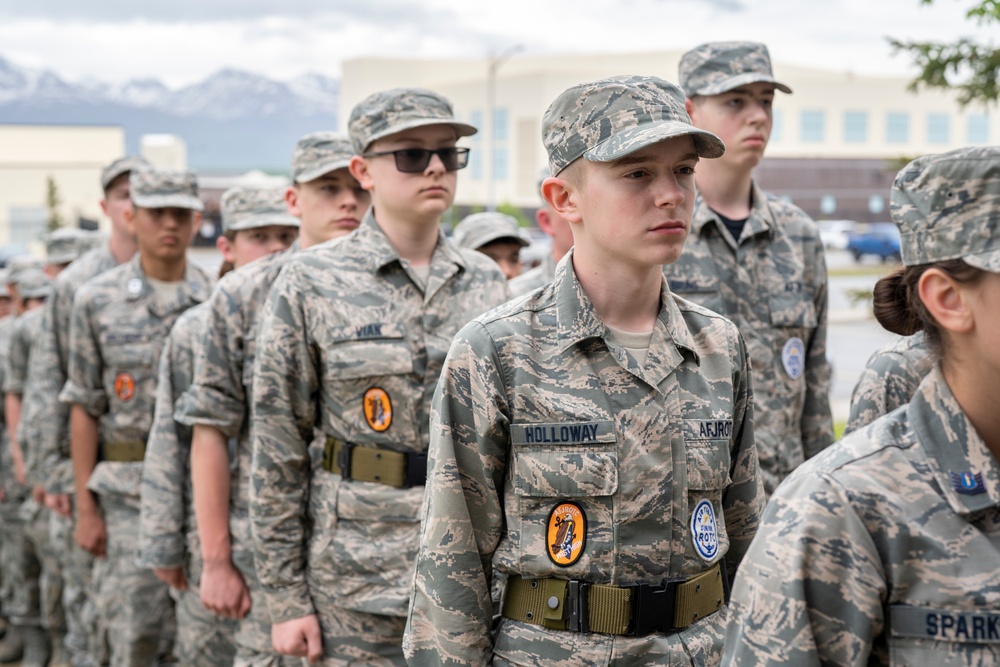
left=486, top=44, right=523, bottom=212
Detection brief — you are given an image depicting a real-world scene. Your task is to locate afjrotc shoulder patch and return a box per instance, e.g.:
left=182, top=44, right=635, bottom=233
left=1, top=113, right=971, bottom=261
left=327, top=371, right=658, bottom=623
left=114, top=372, right=135, bottom=402
left=363, top=387, right=392, bottom=432
left=547, top=501, right=586, bottom=567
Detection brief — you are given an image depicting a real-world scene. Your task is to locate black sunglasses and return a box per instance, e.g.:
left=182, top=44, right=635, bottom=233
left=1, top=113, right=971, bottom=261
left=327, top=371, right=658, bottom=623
left=362, top=147, right=470, bottom=173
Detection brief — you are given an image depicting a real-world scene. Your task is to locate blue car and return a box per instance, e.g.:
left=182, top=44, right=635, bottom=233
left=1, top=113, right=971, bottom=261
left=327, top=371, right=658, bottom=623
left=846, top=223, right=901, bottom=262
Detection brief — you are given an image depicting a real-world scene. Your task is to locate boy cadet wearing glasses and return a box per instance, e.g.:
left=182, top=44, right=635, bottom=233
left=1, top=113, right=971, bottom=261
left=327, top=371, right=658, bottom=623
left=663, top=42, right=833, bottom=495
left=248, top=88, right=509, bottom=664
left=405, top=76, right=764, bottom=666
left=173, top=133, right=367, bottom=666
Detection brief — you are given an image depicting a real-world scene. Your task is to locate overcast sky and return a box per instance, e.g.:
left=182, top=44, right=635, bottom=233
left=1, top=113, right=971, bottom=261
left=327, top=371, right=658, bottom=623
left=0, top=0, right=993, bottom=87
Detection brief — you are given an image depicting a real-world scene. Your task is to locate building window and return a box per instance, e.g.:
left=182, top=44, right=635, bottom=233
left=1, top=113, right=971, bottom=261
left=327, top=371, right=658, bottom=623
left=967, top=113, right=989, bottom=144
left=9, top=207, right=47, bottom=246
left=800, top=110, right=825, bottom=143
left=927, top=113, right=950, bottom=144
left=469, top=110, right=483, bottom=180
left=493, top=147, right=508, bottom=180
left=843, top=111, right=867, bottom=143
left=886, top=112, right=909, bottom=143
left=771, top=109, right=783, bottom=143
left=493, top=108, right=509, bottom=141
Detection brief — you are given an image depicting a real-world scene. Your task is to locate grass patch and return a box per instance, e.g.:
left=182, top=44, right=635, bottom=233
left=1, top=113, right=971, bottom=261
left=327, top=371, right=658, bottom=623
left=828, top=264, right=898, bottom=278
left=834, top=420, right=846, bottom=441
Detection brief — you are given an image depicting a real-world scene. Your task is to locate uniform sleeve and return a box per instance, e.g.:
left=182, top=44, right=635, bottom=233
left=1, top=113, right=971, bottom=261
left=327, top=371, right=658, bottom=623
left=801, top=236, right=835, bottom=459
left=139, top=332, right=189, bottom=569
left=844, top=351, right=921, bottom=436
left=723, top=329, right=765, bottom=574
left=34, top=289, right=75, bottom=494
left=59, top=290, right=107, bottom=417
left=175, top=281, right=246, bottom=436
left=722, top=471, right=886, bottom=666
left=249, top=263, right=319, bottom=623
left=405, top=321, right=509, bottom=666
left=4, top=318, right=30, bottom=395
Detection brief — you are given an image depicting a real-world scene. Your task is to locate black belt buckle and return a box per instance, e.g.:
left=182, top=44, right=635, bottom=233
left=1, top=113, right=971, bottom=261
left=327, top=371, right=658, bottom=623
left=337, top=441, right=355, bottom=479
left=404, top=452, right=428, bottom=488
left=627, top=581, right=677, bottom=636
left=567, top=580, right=590, bottom=633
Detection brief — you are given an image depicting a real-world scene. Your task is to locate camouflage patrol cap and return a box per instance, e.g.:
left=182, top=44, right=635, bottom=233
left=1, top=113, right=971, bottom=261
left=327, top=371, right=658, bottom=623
left=45, top=228, right=94, bottom=265
left=130, top=165, right=204, bottom=211
left=221, top=186, right=300, bottom=232
left=6, top=256, right=43, bottom=286
left=101, top=155, right=152, bottom=191
left=291, top=132, right=355, bottom=183
left=542, top=75, right=725, bottom=175
left=891, top=146, right=1000, bottom=271
left=679, top=41, right=792, bottom=97
left=16, top=267, right=52, bottom=300
left=453, top=212, right=529, bottom=251
left=348, top=87, right=477, bottom=154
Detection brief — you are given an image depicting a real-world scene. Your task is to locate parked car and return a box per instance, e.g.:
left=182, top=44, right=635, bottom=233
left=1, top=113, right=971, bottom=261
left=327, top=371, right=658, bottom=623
left=816, top=220, right=859, bottom=250
left=846, top=223, right=901, bottom=262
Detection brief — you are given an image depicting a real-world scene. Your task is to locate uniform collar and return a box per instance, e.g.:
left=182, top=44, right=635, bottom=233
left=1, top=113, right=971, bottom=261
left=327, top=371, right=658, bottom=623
left=690, top=180, right=775, bottom=242
left=909, top=365, right=1000, bottom=515
left=553, top=250, right=699, bottom=384
left=122, top=253, right=211, bottom=317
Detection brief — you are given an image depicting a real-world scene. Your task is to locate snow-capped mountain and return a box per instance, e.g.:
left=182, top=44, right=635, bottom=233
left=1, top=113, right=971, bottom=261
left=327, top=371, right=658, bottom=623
left=0, top=54, right=340, bottom=170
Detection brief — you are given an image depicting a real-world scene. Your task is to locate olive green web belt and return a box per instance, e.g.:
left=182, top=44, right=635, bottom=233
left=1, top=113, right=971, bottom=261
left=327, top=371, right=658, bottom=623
left=502, top=562, right=727, bottom=636
left=322, top=437, right=427, bottom=488
left=101, top=440, right=147, bottom=462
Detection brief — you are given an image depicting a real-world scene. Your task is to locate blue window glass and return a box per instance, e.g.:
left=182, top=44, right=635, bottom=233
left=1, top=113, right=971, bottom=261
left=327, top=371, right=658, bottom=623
left=800, top=110, right=825, bottom=143
left=967, top=113, right=989, bottom=144
left=927, top=113, right=950, bottom=144
left=843, top=111, right=867, bottom=143
left=886, top=112, right=909, bottom=143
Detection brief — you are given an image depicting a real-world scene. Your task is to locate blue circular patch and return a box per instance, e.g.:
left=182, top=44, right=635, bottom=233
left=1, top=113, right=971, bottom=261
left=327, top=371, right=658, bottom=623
left=782, top=337, right=805, bottom=380
left=691, top=499, right=719, bottom=562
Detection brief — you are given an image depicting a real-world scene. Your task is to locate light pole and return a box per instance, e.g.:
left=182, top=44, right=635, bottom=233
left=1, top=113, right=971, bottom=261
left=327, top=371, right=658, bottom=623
left=486, top=44, right=523, bottom=212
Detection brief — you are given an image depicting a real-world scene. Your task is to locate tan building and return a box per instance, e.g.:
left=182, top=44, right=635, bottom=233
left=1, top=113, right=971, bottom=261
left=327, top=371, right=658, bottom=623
left=0, top=124, right=124, bottom=253
left=340, top=51, right=996, bottom=220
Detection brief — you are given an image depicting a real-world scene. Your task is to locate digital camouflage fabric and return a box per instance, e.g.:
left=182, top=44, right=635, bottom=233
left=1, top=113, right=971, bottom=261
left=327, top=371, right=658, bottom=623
left=290, top=132, right=355, bottom=184
left=678, top=41, right=792, bottom=97
left=405, top=253, right=764, bottom=665
left=348, top=88, right=477, bottom=154
left=845, top=332, right=932, bottom=435
left=663, top=182, right=833, bottom=495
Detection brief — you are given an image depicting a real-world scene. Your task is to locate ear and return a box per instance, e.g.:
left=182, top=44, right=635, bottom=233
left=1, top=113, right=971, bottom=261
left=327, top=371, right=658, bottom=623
left=685, top=97, right=699, bottom=124
left=919, top=267, right=974, bottom=336
left=123, top=205, right=137, bottom=235
left=191, top=211, right=203, bottom=240
left=542, top=176, right=582, bottom=224
left=100, top=198, right=110, bottom=217
left=216, top=234, right=237, bottom=263
left=349, top=155, right=376, bottom=192
left=535, top=207, right=553, bottom=235
left=286, top=185, right=302, bottom=218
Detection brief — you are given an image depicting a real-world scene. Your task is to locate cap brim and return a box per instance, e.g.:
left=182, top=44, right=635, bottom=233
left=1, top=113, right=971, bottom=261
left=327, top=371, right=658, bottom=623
left=364, top=119, right=478, bottom=152
left=46, top=252, right=78, bottom=265
left=132, top=194, right=205, bottom=212
left=691, top=73, right=792, bottom=97
left=225, top=213, right=301, bottom=232
left=585, top=121, right=726, bottom=162
left=962, top=248, right=1000, bottom=273
left=295, top=158, right=353, bottom=184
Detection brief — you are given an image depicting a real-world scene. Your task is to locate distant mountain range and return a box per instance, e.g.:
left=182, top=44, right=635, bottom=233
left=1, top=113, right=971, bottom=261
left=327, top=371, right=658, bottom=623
left=0, top=55, right=340, bottom=172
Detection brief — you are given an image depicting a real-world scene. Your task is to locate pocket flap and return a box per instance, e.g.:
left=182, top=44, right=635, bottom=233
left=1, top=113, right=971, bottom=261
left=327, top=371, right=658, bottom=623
left=769, top=293, right=817, bottom=327
left=326, top=323, right=413, bottom=379
left=513, top=446, right=618, bottom=498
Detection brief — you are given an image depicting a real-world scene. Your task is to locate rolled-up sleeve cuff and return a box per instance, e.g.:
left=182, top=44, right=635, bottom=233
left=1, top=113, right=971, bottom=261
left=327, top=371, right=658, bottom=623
left=59, top=381, right=107, bottom=417
left=4, top=378, right=23, bottom=394
left=137, top=537, right=186, bottom=570
left=262, top=582, right=316, bottom=624
left=174, top=386, right=244, bottom=438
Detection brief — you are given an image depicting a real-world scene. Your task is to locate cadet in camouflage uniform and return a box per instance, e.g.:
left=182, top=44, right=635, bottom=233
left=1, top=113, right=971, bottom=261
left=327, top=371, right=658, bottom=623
left=406, top=75, right=764, bottom=667
left=172, top=134, right=366, bottom=667
left=509, top=169, right=574, bottom=298
left=664, top=41, right=833, bottom=494
left=844, top=331, right=932, bottom=435
left=61, top=165, right=212, bottom=667
left=35, top=155, right=146, bottom=667
left=1, top=268, right=56, bottom=667
left=452, top=211, right=529, bottom=280
left=0, top=269, right=20, bottom=658
left=138, top=185, right=299, bottom=665
left=249, top=89, right=508, bottom=664
left=724, top=146, right=1000, bottom=665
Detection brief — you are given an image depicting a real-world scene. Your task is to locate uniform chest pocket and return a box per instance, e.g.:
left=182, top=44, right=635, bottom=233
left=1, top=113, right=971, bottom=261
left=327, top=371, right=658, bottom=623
left=769, top=293, right=817, bottom=328
left=513, top=447, right=618, bottom=498
left=888, top=606, right=1000, bottom=666
left=683, top=419, right=732, bottom=491
left=325, top=323, right=413, bottom=380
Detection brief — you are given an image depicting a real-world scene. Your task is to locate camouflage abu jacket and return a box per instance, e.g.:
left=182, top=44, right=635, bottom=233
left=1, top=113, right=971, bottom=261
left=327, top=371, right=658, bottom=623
left=724, top=363, right=1000, bottom=666
left=845, top=331, right=932, bottom=436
